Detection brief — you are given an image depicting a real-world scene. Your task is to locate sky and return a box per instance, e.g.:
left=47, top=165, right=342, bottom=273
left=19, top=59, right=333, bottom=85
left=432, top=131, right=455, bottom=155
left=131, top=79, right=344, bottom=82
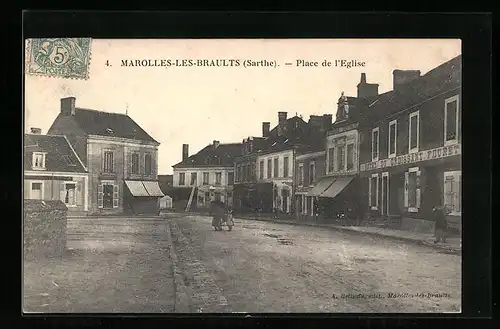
left=24, top=39, right=461, bottom=174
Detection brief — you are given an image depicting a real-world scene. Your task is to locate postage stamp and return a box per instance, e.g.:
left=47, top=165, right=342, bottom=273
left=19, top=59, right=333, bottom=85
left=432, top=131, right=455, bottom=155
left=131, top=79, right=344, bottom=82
left=25, top=38, right=92, bottom=80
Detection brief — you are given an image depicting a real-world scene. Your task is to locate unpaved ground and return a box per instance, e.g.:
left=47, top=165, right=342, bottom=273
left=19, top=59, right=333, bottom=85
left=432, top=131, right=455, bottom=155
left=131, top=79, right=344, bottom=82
left=170, top=215, right=461, bottom=313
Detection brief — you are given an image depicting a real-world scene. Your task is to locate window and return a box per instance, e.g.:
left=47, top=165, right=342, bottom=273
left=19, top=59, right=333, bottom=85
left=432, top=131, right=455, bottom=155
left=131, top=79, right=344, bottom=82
left=405, top=167, right=420, bottom=212
left=131, top=153, right=140, bottom=174
left=98, top=182, right=118, bottom=209
left=179, top=173, right=185, bottom=186
left=259, top=160, right=264, bottom=180
left=30, top=181, right=43, bottom=200
left=64, top=183, right=76, bottom=206
left=444, top=171, right=461, bottom=215
left=346, top=144, right=354, bottom=171
left=215, top=172, right=222, bottom=186
left=328, top=147, right=334, bottom=173
left=103, top=150, right=114, bottom=173
left=369, top=174, right=379, bottom=210
left=283, top=157, right=289, bottom=177
left=445, top=95, right=459, bottom=145
left=388, top=119, right=397, bottom=158
left=203, top=172, right=209, bottom=185
left=205, top=192, right=210, bottom=201
left=228, top=172, right=234, bottom=186
left=190, top=172, right=197, bottom=185
left=409, top=111, right=419, bottom=153
left=309, top=162, right=315, bottom=185
left=372, top=127, right=379, bottom=161
left=267, top=159, right=272, bottom=179
left=32, top=152, right=46, bottom=169
left=274, top=158, right=279, bottom=177
left=242, top=165, right=247, bottom=182
left=144, top=154, right=152, bottom=175
left=214, top=192, right=221, bottom=202
left=337, top=145, right=345, bottom=171
left=298, top=164, right=304, bottom=186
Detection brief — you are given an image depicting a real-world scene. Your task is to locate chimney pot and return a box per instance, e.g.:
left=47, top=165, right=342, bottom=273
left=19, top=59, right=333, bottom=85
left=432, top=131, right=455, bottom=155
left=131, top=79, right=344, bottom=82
left=262, top=122, right=270, bottom=137
left=30, top=127, right=42, bottom=134
left=360, top=73, right=367, bottom=84
left=60, top=97, right=76, bottom=116
left=213, top=140, right=220, bottom=148
left=182, top=144, right=189, bottom=161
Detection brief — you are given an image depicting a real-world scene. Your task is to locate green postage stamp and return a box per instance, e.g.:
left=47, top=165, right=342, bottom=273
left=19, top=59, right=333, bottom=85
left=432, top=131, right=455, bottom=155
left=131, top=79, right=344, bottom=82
left=26, top=38, right=92, bottom=80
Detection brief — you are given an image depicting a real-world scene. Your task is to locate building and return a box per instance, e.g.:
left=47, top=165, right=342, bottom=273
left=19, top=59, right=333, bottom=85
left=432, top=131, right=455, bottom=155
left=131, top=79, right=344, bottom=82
left=172, top=141, right=242, bottom=209
left=308, top=76, right=382, bottom=221
left=254, top=111, right=330, bottom=214
left=24, top=129, right=89, bottom=215
left=358, top=55, right=462, bottom=232
left=47, top=97, right=164, bottom=215
left=233, top=133, right=269, bottom=213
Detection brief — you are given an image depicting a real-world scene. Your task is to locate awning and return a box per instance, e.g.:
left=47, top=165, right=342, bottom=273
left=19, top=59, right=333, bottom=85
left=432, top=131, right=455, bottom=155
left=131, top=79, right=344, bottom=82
left=307, top=177, right=336, bottom=197
left=143, top=181, right=165, bottom=197
left=125, top=180, right=149, bottom=197
left=320, top=176, right=354, bottom=198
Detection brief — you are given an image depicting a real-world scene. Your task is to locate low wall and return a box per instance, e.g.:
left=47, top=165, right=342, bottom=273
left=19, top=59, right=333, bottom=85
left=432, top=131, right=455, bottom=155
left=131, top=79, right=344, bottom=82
left=24, top=200, right=68, bottom=260
left=400, top=216, right=461, bottom=235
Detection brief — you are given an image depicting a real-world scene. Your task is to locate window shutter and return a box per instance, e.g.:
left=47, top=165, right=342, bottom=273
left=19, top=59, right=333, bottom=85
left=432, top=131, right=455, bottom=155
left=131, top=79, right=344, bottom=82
left=101, top=149, right=105, bottom=171
left=368, top=177, right=372, bottom=207
left=98, top=183, right=103, bottom=208
left=75, top=182, right=82, bottom=206
left=416, top=170, right=421, bottom=209
left=404, top=172, right=409, bottom=207
left=113, top=185, right=119, bottom=208
left=60, top=188, right=66, bottom=203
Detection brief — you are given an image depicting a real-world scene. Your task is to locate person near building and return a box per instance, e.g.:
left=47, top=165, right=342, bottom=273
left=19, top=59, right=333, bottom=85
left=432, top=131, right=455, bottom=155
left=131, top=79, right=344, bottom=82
left=433, top=205, right=448, bottom=243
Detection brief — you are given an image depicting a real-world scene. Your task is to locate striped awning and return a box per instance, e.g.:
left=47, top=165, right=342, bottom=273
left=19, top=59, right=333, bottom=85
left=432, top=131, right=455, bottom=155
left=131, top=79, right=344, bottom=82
left=125, top=180, right=149, bottom=197
left=142, top=181, right=165, bottom=197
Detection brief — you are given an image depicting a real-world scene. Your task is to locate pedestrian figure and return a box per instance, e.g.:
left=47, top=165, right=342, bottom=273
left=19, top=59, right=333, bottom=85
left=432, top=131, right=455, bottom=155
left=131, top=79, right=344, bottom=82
left=313, top=198, right=320, bottom=221
left=433, top=205, right=448, bottom=243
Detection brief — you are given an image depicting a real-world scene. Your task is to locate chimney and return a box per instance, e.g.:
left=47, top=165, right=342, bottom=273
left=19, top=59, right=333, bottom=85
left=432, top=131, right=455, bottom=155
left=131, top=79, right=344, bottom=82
left=357, top=73, right=379, bottom=98
left=182, top=144, right=189, bottom=161
left=322, top=114, right=333, bottom=130
left=61, top=97, right=76, bottom=116
left=262, top=122, right=270, bottom=137
left=30, top=127, right=42, bottom=135
left=393, top=70, right=421, bottom=90
left=278, top=111, right=287, bottom=136
left=213, top=140, right=220, bottom=148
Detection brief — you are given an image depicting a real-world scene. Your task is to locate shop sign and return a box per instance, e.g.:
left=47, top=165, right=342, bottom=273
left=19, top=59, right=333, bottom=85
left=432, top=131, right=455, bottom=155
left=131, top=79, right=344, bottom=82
left=360, top=144, right=461, bottom=172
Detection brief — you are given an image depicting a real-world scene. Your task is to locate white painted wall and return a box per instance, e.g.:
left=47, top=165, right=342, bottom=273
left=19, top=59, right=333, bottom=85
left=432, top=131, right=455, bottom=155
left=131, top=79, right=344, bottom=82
left=256, top=149, right=294, bottom=183
left=172, top=167, right=235, bottom=188
left=326, top=129, right=359, bottom=175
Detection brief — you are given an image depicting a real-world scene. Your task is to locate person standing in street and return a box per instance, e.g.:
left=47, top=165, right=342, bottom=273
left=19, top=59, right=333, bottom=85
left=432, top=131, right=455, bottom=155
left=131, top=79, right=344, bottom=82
left=433, top=205, right=448, bottom=243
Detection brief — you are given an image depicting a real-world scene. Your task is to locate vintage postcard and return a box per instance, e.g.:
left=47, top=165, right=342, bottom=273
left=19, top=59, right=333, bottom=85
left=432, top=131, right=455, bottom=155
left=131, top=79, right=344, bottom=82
left=23, top=38, right=462, bottom=313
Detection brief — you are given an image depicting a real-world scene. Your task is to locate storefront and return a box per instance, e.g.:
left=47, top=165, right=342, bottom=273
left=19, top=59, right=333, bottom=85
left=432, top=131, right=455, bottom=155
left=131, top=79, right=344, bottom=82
left=360, top=144, right=461, bottom=232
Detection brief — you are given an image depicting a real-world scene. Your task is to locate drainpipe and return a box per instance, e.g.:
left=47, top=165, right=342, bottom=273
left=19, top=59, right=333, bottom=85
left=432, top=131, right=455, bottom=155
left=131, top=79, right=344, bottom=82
left=51, top=173, right=54, bottom=200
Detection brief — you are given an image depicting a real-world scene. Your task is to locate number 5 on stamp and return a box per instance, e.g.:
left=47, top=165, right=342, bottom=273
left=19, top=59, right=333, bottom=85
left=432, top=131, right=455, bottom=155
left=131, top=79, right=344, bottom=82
left=25, top=38, right=92, bottom=80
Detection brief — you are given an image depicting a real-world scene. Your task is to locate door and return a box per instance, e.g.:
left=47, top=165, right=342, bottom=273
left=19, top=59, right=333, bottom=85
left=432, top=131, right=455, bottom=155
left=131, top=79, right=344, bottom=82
left=103, top=184, right=114, bottom=209
left=381, top=173, right=389, bottom=216
left=31, top=182, right=42, bottom=200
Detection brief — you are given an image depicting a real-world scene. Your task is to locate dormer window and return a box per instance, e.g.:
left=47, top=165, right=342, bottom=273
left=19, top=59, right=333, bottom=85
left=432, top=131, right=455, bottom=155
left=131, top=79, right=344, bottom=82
left=32, top=152, right=46, bottom=170
left=106, top=128, right=114, bottom=134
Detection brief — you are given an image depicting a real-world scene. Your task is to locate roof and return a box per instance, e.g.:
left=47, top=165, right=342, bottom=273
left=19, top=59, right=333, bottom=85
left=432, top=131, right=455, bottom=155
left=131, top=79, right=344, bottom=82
left=24, top=134, right=87, bottom=173
left=366, top=55, right=462, bottom=122
left=65, top=108, right=159, bottom=144
left=172, top=142, right=243, bottom=168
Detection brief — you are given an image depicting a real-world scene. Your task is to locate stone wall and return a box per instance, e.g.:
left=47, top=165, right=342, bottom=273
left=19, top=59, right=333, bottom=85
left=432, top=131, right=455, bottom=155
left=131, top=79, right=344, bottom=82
left=24, top=200, right=68, bottom=260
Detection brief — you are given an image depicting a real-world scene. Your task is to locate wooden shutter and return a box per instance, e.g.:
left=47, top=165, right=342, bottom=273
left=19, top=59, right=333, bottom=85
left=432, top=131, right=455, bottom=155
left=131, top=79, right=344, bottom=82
left=368, top=177, right=372, bottom=208
left=60, top=187, right=66, bottom=203
left=98, top=183, right=103, bottom=208
left=113, top=184, right=119, bottom=208
left=75, top=182, right=82, bottom=206
left=404, top=172, right=409, bottom=208
left=416, top=170, right=421, bottom=209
